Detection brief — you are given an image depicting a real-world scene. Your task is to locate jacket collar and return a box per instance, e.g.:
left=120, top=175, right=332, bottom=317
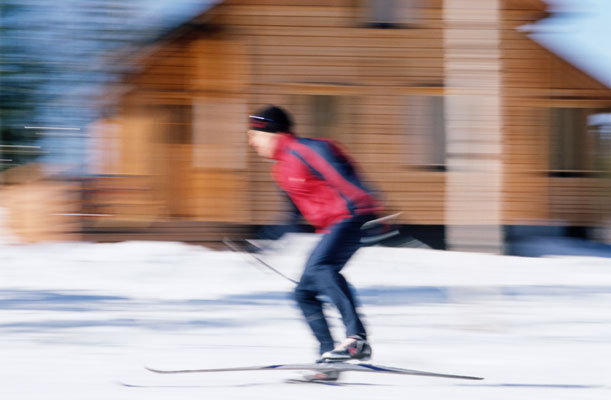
left=272, top=133, right=296, bottom=160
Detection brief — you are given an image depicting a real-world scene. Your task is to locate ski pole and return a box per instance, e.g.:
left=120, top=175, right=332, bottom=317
left=223, top=238, right=298, bottom=285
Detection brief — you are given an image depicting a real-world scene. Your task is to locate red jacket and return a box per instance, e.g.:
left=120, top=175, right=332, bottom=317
left=272, top=134, right=381, bottom=231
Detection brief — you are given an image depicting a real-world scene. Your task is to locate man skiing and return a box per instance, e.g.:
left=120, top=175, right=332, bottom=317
left=247, top=105, right=382, bottom=380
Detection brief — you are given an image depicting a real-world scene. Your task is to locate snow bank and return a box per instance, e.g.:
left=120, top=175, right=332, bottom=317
left=1, top=237, right=610, bottom=400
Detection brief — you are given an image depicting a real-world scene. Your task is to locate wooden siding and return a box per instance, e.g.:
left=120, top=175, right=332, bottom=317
left=501, top=30, right=552, bottom=225
left=501, top=20, right=611, bottom=227
left=85, top=0, right=610, bottom=248
left=2, top=180, right=81, bottom=242
left=215, top=1, right=447, bottom=225
left=548, top=177, right=610, bottom=226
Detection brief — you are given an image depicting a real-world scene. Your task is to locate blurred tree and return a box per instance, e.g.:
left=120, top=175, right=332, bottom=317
left=0, top=1, right=47, bottom=170
left=0, top=0, right=176, bottom=173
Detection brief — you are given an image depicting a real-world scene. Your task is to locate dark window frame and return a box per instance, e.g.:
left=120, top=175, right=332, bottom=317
left=404, top=94, right=447, bottom=171
left=548, top=107, right=610, bottom=178
left=356, top=0, right=422, bottom=29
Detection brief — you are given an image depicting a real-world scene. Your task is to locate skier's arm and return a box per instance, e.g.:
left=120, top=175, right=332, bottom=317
left=256, top=194, right=305, bottom=240
left=292, top=141, right=378, bottom=210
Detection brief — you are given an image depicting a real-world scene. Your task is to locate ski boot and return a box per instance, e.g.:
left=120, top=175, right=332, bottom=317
left=321, top=335, right=372, bottom=362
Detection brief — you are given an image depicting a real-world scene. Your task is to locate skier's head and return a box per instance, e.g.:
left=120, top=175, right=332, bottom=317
left=247, top=105, right=293, bottom=158
left=248, top=105, right=293, bottom=134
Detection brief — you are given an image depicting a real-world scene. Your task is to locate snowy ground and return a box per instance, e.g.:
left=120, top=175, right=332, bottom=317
left=1, top=234, right=611, bottom=400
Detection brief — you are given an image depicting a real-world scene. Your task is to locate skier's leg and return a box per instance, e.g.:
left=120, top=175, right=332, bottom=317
left=306, top=217, right=368, bottom=338
left=315, top=266, right=366, bottom=338
left=294, top=272, right=335, bottom=354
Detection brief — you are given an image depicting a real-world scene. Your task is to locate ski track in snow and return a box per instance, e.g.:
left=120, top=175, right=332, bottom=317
left=1, top=235, right=610, bottom=400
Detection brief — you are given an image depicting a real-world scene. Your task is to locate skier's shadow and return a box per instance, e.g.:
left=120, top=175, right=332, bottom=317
left=284, top=381, right=391, bottom=387
left=119, top=381, right=391, bottom=388
left=458, top=383, right=608, bottom=389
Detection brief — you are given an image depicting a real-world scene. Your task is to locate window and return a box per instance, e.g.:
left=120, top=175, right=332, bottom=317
left=588, top=112, right=611, bottom=173
left=192, top=97, right=247, bottom=169
left=361, top=0, right=421, bottom=28
left=311, top=95, right=338, bottom=140
left=288, top=94, right=352, bottom=143
left=549, top=108, right=607, bottom=175
left=158, top=105, right=191, bottom=144
left=405, top=95, right=446, bottom=170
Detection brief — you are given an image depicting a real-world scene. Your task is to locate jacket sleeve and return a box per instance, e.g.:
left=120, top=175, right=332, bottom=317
left=256, top=193, right=306, bottom=240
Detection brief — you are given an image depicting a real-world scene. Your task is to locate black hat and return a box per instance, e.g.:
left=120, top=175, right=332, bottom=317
left=249, top=105, right=293, bottom=134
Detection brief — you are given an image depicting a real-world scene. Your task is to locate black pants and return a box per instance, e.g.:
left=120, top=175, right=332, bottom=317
left=294, top=214, right=371, bottom=355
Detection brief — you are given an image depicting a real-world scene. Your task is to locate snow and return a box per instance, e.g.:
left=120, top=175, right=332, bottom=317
left=1, top=234, right=611, bottom=399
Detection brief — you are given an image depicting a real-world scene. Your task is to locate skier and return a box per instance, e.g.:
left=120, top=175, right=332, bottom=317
left=247, top=105, right=382, bottom=380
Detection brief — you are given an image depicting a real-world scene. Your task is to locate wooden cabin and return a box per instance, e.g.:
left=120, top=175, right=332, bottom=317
left=0, top=164, right=81, bottom=242
left=87, top=0, right=611, bottom=252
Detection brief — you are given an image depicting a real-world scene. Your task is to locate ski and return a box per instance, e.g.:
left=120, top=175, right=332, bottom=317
left=146, top=362, right=483, bottom=381
left=285, top=378, right=344, bottom=385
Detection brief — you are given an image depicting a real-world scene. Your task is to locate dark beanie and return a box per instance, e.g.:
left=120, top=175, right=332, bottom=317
left=249, top=105, right=293, bottom=134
